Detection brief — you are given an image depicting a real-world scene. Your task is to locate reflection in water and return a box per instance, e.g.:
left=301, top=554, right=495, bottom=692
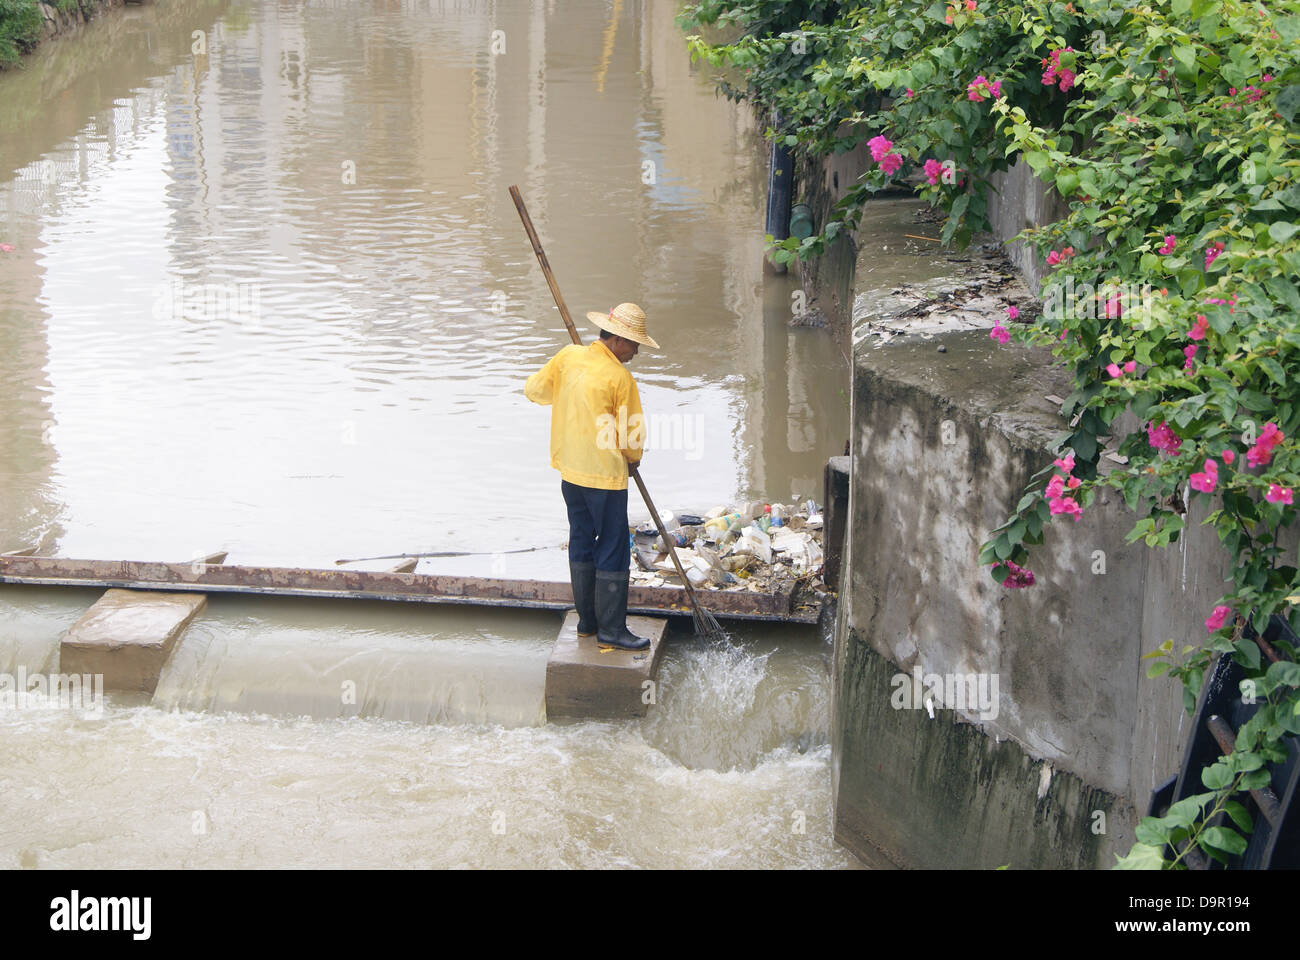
left=0, top=0, right=849, bottom=573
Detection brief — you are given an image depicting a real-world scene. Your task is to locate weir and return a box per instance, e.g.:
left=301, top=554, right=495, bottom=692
left=3, top=552, right=775, bottom=721
left=0, top=554, right=820, bottom=622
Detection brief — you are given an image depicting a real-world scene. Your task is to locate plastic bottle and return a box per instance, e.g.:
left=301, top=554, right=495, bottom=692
left=654, top=530, right=689, bottom=552
left=704, top=512, right=741, bottom=534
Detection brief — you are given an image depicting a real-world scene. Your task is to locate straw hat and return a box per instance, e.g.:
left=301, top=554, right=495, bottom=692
left=586, top=302, right=660, bottom=349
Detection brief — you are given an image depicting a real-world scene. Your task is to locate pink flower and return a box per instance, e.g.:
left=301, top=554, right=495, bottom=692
left=1041, top=47, right=1077, bottom=92
left=1104, top=294, right=1123, bottom=319
left=1124, top=360, right=1136, bottom=373
left=1106, top=362, right=1122, bottom=378
left=1266, top=484, right=1294, bottom=505
left=1049, top=496, right=1083, bottom=520
left=1190, top=458, right=1218, bottom=493
left=1006, top=305, right=1019, bottom=320
left=1222, top=449, right=1236, bottom=465
left=1046, top=250, right=1061, bottom=266
left=1205, top=241, right=1225, bottom=269
left=967, top=76, right=1000, bottom=102
left=906, top=89, right=915, bottom=99
left=1183, top=344, right=1197, bottom=372
left=1053, top=453, right=1075, bottom=473
left=1246, top=422, right=1284, bottom=468
left=879, top=152, right=903, bottom=175
left=1188, top=315, right=1209, bottom=340
left=0, top=243, right=13, bottom=253
left=923, top=158, right=943, bottom=184
left=1000, top=560, right=1035, bottom=588
left=1159, top=234, right=1177, bottom=254
left=1147, top=421, right=1183, bottom=455
left=1205, top=605, right=1232, bottom=632
left=989, top=324, right=1010, bottom=344
left=868, top=135, right=893, bottom=162
left=964, top=0, right=977, bottom=9
left=1046, top=474, right=1066, bottom=499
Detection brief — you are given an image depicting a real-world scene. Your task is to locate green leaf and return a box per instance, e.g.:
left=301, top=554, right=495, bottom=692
left=1256, top=357, right=1287, bottom=387
left=1024, top=151, right=1049, bottom=177
left=1222, top=800, right=1254, bottom=834
left=1199, top=825, right=1248, bottom=857
left=1135, top=817, right=1172, bottom=846
left=1200, top=760, right=1233, bottom=790
left=1165, top=793, right=1212, bottom=828
left=1266, top=659, right=1300, bottom=689
left=1233, top=637, right=1261, bottom=670
left=1114, top=843, right=1168, bottom=870
left=1269, top=222, right=1300, bottom=244
left=1276, top=85, right=1300, bottom=124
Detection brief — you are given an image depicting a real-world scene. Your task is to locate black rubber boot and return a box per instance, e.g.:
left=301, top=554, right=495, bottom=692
left=594, top=569, right=651, bottom=651
left=570, top=560, right=597, bottom=637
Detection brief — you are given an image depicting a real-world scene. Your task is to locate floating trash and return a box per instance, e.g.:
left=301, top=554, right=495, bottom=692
left=630, top=498, right=827, bottom=595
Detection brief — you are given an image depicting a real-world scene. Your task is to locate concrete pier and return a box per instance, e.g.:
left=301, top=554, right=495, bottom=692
left=60, top=589, right=206, bottom=694
left=545, top=610, right=668, bottom=720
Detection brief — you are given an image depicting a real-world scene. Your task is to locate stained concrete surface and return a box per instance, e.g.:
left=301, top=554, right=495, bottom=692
left=60, top=588, right=205, bottom=694
left=832, top=329, right=1217, bottom=867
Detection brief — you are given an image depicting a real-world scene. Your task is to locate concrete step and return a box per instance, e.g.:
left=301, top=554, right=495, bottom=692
left=545, top=609, right=668, bottom=721
left=60, top=589, right=207, bottom=695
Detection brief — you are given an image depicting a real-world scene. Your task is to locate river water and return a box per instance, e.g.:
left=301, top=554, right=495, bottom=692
left=0, top=0, right=856, bottom=867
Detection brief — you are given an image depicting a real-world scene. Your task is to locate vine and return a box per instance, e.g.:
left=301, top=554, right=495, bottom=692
left=681, top=0, right=1300, bottom=867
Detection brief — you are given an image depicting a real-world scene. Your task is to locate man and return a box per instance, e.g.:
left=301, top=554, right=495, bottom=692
left=524, top=302, right=659, bottom=651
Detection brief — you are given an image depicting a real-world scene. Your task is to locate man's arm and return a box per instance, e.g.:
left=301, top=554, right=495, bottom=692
left=617, top=373, right=645, bottom=466
left=524, top=352, right=560, bottom=405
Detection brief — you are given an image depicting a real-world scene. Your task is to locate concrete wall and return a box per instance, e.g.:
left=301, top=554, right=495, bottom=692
left=985, top=158, right=1071, bottom=292
left=830, top=330, right=1230, bottom=868
left=794, top=139, right=871, bottom=351
left=33, top=0, right=124, bottom=46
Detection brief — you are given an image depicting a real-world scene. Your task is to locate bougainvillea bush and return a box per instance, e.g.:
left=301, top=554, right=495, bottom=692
left=681, top=0, right=1300, bottom=868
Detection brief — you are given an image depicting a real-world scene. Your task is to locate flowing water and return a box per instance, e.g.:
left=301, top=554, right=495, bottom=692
left=0, top=0, right=857, bottom=867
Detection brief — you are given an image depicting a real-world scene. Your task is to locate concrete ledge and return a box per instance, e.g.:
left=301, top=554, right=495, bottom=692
left=545, top=610, right=668, bottom=721
left=59, top=588, right=205, bottom=694
left=832, top=328, right=1225, bottom=867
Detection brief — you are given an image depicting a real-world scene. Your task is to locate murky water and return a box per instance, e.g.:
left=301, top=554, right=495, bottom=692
left=0, top=0, right=848, bottom=573
left=0, top=585, right=849, bottom=868
left=0, top=0, right=856, bottom=867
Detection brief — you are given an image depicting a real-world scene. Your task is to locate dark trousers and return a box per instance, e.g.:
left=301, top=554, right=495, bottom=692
left=561, top=479, right=629, bottom=572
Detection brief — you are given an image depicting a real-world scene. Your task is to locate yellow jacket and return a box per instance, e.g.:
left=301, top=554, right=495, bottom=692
left=525, top=340, right=644, bottom=491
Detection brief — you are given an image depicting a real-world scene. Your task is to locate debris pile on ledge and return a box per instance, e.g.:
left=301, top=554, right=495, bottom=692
left=628, top=499, right=829, bottom=598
